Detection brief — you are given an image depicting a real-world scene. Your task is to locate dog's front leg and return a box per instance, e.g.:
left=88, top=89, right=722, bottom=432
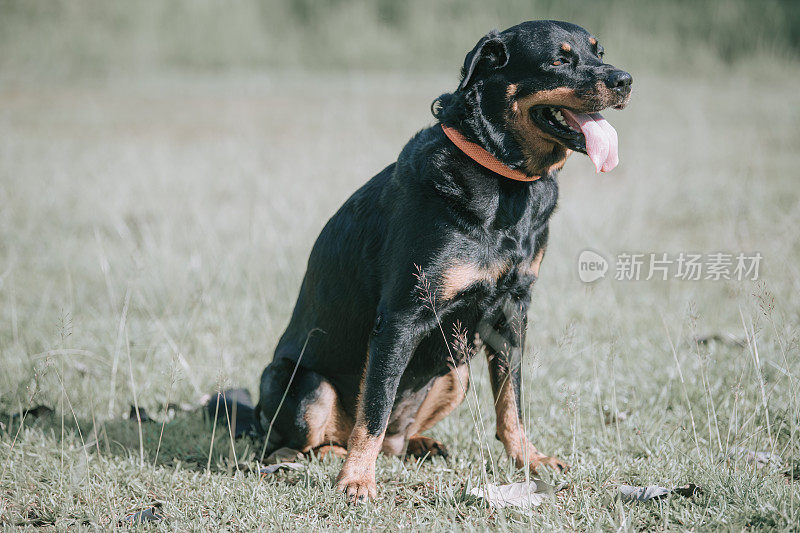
left=336, top=315, right=414, bottom=502
left=482, top=302, right=569, bottom=474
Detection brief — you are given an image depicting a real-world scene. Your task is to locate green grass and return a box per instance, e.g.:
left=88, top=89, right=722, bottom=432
left=2, top=0, right=799, bottom=80
left=1, top=21, right=800, bottom=530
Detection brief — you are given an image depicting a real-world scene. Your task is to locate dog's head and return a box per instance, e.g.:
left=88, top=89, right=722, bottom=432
left=435, top=20, right=632, bottom=176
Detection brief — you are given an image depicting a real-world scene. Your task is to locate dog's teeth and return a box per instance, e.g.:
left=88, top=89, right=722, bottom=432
left=552, top=109, right=569, bottom=127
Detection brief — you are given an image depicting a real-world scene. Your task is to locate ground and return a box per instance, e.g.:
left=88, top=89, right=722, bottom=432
left=0, top=68, right=799, bottom=530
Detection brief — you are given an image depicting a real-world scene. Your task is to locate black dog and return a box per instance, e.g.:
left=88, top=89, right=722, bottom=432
left=255, top=20, right=632, bottom=502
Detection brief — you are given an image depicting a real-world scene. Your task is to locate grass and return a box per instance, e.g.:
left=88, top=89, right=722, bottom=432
left=2, top=0, right=799, bottom=79
left=1, top=14, right=800, bottom=529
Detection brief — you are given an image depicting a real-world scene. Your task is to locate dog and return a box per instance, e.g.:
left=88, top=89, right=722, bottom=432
left=255, top=20, right=632, bottom=502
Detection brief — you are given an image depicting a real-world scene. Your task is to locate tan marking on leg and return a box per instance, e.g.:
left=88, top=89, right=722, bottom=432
left=488, top=352, right=569, bottom=473
left=336, top=360, right=383, bottom=502
left=491, top=360, right=533, bottom=466
left=408, top=364, right=469, bottom=434
left=398, top=365, right=469, bottom=459
left=336, top=424, right=383, bottom=502
left=302, top=379, right=352, bottom=452
left=440, top=261, right=509, bottom=300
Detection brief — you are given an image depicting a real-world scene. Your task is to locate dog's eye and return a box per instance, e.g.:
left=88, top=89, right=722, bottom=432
left=552, top=60, right=563, bottom=66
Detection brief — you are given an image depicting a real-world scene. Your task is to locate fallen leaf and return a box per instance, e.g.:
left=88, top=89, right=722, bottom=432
left=259, top=462, right=304, bottom=475
left=469, top=479, right=558, bottom=509
left=265, top=447, right=303, bottom=464
left=619, top=483, right=701, bottom=502
left=672, top=484, right=702, bottom=497
left=619, top=485, right=671, bottom=502
left=124, top=506, right=164, bottom=524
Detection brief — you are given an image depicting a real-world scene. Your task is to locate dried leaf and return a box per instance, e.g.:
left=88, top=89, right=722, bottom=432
left=265, top=447, right=303, bottom=464
left=125, top=506, right=164, bottom=524
left=619, top=485, right=671, bottom=502
left=619, top=483, right=701, bottom=502
left=672, top=483, right=702, bottom=497
left=259, top=462, right=304, bottom=475
left=469, top=479, right=557, bottom=509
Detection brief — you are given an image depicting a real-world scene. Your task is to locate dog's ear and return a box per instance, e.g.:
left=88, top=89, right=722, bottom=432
left=458, top=30, right=509, bottom=91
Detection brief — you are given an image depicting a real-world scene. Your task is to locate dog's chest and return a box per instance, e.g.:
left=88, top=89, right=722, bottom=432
left=436, top=252, right=539, bottom=302
left=433, top=178, right=554, bottom=303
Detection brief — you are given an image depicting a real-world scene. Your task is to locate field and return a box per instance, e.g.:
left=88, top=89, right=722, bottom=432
left=2, top=1, right=800, bottom=530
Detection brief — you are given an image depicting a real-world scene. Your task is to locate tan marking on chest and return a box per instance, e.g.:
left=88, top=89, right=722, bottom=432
left=440, top=260, right=509, bottom=300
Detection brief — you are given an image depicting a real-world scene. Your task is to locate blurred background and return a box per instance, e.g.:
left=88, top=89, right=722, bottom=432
left=2, top=0, right=799, bottom=78
left=1, top=1, right=799, bottom=528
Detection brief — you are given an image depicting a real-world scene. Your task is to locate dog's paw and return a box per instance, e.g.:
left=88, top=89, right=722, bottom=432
left=335, top=470, right=377, bottom=503
left=530, top=454, right=570, bottom=474
left=406, top=435, right=449, bottom=459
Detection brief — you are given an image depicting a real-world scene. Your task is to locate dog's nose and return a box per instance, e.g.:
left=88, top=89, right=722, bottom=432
left=606, top=70, right=633, bottom=91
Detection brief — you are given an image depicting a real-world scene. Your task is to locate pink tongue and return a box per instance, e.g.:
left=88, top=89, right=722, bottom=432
left=561, top=109, right=619, bottom=173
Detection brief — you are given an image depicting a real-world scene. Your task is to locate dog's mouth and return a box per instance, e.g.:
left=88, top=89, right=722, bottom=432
left=529, top=106, right=619, bottom=172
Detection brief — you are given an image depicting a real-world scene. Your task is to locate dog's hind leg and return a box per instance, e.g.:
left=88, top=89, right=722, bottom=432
left=255, top=359, right=352, bottom=458
left=403, top=364, right=469, bottom=458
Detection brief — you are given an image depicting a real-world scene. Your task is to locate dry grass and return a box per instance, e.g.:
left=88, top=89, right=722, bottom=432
left=1, top=63, right=799, bottom=529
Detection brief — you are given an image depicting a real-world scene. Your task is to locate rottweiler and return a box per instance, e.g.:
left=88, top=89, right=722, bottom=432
left=255, top=20, right=632, bottom=502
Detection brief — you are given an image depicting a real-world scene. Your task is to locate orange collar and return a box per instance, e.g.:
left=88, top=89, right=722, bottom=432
left=441, top=124, right=540, bottom=182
